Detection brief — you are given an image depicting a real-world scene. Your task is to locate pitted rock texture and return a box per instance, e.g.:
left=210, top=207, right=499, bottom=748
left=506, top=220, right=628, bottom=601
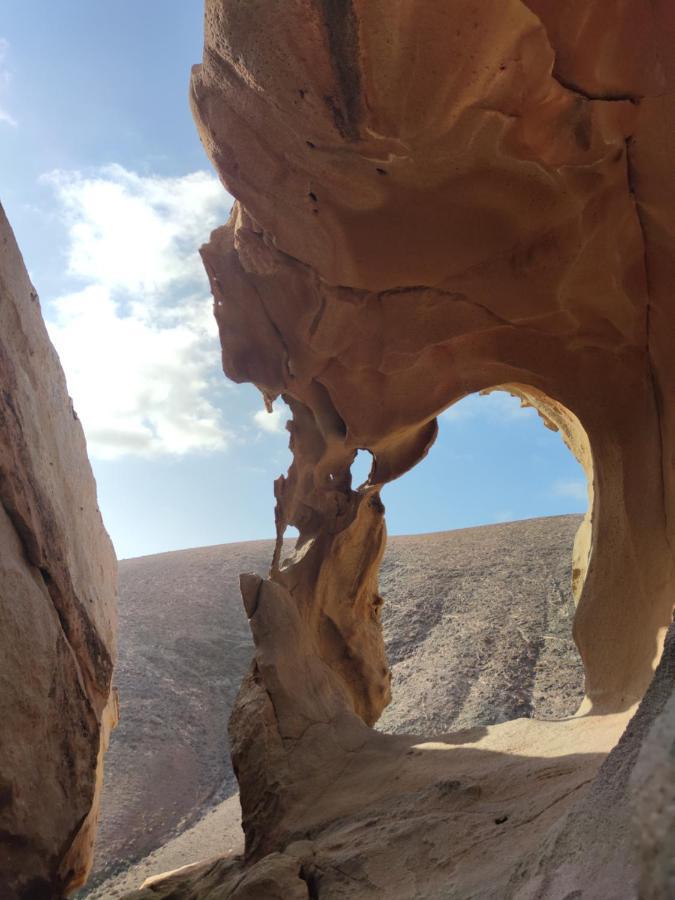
left=632, top=629, right=675, bottom=899
left=0, top=205, right=117, bottom=897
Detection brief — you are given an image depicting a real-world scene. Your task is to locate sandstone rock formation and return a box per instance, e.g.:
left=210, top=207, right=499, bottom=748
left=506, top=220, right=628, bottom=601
left=78, top=0, right=675, bottom=895
left=171, top=1, right=675, bottom=893
left=92, top=0, right=675, bottom=896
left=0, top=204, right=117, bottom=897
left=192, top=0, right=675, bottom=709
left=164, top=0, right=675, bottom=894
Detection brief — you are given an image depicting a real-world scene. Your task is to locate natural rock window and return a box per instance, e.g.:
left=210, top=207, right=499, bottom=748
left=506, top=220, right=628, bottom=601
left=184, top=2, right=675, bottom=891
left=375, top=388, right=591, bottom=736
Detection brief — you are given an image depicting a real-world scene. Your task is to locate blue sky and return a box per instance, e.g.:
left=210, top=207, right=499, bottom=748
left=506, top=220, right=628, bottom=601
left=1, top=3, right=587, bottom=559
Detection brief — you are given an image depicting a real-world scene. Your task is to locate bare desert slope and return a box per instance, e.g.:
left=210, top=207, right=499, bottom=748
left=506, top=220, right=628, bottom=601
left=84, top=514, right=584, bottom=896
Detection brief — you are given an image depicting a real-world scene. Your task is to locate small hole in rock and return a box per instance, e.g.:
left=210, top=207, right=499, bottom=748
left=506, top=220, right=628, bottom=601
left=298, top=88, right=306, bottom=99
left=308, top=191, right=318, bottom=203
left=306, top=141, right=315, bottom=148
left=376, top=167, right=387, bottom=175
left=352, top=448, right=374, bottom=488
left=495, top=815, right=508, bottom=825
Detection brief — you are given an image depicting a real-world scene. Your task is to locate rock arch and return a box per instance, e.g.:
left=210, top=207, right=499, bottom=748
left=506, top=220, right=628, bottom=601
left=188, top=1, right=675, bottom=892
left=2, top=1, right=675, bottom=896
left=202, top=208, right=671, bottom=720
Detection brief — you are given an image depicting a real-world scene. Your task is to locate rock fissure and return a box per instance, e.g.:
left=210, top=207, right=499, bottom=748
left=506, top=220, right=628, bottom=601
left=550, top=71, right=642, bottom=105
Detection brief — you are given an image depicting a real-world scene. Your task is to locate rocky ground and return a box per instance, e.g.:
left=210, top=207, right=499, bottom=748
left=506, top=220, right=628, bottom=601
left=81, top=514, right=584, bottom=897
left=378, top=515, right=585, bottom=734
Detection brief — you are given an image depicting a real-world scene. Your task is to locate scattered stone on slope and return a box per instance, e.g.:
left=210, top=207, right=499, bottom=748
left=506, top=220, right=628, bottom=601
left=378, top=516, right=584, bottom=735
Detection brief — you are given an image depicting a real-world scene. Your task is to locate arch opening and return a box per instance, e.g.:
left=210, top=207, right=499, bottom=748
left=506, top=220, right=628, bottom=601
left=363, top=385, right=595, bottom=737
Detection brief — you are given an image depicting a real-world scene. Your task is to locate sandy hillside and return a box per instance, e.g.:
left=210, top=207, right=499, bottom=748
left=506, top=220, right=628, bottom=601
left=82, top=514, right=584, bottom=896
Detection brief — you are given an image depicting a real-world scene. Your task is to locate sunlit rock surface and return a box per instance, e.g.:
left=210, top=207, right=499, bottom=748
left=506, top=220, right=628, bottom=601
left=0, top=205, right=117, bottom=897
left=135, top=0, right=675, bottom=896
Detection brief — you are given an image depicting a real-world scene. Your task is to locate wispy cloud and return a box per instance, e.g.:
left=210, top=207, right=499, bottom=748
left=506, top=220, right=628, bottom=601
left=253, top=402, right=288, bottom=435
left=44, top=165, right=233, bottom=459
left=0, top=38, right=17, bottom=127
left=441, top=390, right=533, bottom=424
left=551, top=478, right=587, bottom=502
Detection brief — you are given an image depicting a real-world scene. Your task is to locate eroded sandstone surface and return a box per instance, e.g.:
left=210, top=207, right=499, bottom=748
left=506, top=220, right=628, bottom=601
left=0, top=205, right=117, bottom=897
left=118, top=1, right=675, bottom=896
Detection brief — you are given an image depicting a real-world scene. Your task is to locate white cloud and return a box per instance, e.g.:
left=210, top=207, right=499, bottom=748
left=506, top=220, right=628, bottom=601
left=49, top=285, right=228, bottom=459
left=44, top=165, right=226, bottom=294
left=254, top=403, right=288, bottom=435
left=441, top=390, right=533, bottom=424
left=0, top=38, right=16, bottom=127
left=44, top=165, right=233, bottom=459
left=551, top=478, right=587, bottom=502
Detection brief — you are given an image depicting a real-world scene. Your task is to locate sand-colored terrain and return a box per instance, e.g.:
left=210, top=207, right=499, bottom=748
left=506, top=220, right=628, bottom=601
left=83, top=514, right=583, bottom=896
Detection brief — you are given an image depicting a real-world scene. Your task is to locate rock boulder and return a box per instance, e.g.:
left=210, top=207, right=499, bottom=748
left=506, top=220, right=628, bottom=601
left=0, top=205, right=117, bottom=897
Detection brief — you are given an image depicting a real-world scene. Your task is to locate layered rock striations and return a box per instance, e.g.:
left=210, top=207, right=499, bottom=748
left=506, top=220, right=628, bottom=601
left=0, top=205, right=117, bottom=897
left=140, top=1, right=675, bottom=896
